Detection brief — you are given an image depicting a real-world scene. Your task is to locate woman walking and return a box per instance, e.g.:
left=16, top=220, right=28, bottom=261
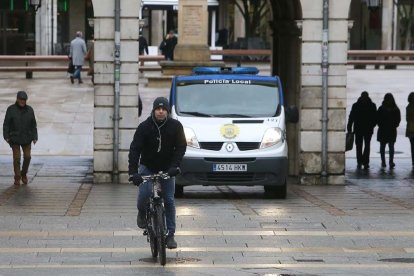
left=377, top=93, right=401, bottom=169
left=406, top=92, right=414, bottom=170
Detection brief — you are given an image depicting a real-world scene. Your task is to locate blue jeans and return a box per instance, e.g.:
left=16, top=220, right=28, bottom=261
left=73, top=65, right=82, bottom=80
left=137, top=165, right=176, bottom=235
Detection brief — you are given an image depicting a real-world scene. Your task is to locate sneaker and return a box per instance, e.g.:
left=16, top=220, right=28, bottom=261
left=389, top=162, right=395, bottom=169
left=137, top=211, right=146, bottom=229
left=21, top=175, right=28, bottom=185
left=357, top=164, right=362, bottom=169
left=363, top=164, right=370, bottom=170
left=166, top=235, right=177, bottom=249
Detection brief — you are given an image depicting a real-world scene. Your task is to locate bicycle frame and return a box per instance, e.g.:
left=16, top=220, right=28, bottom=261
left=141, top=172, right=169, bottom=265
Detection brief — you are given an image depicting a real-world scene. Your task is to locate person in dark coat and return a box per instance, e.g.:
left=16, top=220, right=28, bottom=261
left=377, top=93, right=401, bottom=169
left=406, top=92, right=414, bottom=169
left=347, top=91, right=377, bottom=169
left=3, top=91, right=38, bottom=185
left=159, top=30, right=177, bottom=60
left=138, top=34, right=149, bottom=55
left=128, top=97, right=186, bottom=249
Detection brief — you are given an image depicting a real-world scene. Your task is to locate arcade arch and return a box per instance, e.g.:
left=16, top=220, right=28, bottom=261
left=89, top=0, right=352, bottom=185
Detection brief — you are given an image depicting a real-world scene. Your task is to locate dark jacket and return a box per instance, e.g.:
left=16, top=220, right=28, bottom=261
left=160, top=35, right=177, bottom=60
left=377, top=104, right=401, bottom=143
left=128, top=115, right=186, bottom=175
left=406, top=103, right=414, bottom=138
left=347, top=96, right=377, bottom=135
left=3, top=103, right=38, bottom=145
left=138, top=36, right=149, bottom=55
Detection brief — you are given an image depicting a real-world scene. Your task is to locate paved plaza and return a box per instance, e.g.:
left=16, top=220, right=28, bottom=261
left=0, top=69, right=414, bottom=275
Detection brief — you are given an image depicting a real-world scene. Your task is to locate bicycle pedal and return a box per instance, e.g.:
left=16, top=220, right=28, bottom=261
left=143, top=230, right=148, bottom=236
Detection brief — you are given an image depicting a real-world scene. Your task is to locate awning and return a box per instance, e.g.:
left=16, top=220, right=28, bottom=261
left=143, top=0, right=219, bottom=10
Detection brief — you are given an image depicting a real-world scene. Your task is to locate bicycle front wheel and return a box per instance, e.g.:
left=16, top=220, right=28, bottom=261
left=155, top=204, right=167, bottom=265
left=149, top=232, right=158, bottom=258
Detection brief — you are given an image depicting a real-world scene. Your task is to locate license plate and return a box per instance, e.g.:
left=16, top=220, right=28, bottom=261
left=213, top=164, right=247, bottom=172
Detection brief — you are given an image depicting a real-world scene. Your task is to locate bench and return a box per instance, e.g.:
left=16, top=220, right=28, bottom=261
left=138, top=55, right=164, bottom=73
left=209, top=49, right=271, bottom=62
left=139, top=55, right=165, bottom=66
left=0, top=55, right=165, bottom=77
left=0, top=66, right=89, bottom=72
left=0, top=55, right=88, bottom=78
left=347, top=50, right=414, bottom=67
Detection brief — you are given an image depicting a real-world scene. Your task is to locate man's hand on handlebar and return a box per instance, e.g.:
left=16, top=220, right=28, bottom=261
left=129, top=173, right=143, bottom=186
left=167, top=167, right=180, bottom=177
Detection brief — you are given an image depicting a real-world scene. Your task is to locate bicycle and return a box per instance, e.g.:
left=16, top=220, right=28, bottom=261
left=141, top=172, right=169, bottom=266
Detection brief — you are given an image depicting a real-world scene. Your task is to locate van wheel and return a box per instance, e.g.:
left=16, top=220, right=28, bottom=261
left=175, top=185, right=184, bottom=198
left=264, top=180, right=287, bottom=199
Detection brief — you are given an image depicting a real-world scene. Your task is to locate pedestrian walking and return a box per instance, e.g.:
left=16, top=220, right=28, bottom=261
left=138, top=34, right=149, bottom=55
left=347, top=91, right=377, bottom=169
left=69, top=31, right=87, bottom=84
left=2, top=91, right=38, bottom=185
left=159, top=30, right=177, bottom=61
left=406, top=92, right=414, bottom=170
left=377, top=93, right=401, bottom=169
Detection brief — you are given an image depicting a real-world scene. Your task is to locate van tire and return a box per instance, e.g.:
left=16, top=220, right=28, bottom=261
left=264, top=180, right=287, bottom=199
left=175, top=185, right=184, bottom=198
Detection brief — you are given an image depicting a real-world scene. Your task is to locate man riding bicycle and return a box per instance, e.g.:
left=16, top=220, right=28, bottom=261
left=128, top=97, right=186, bottom=249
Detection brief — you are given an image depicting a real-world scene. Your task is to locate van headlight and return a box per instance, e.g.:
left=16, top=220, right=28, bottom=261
left=184, top=127, right=200, bottom=148
left=260, top=128, right=284, bottom=149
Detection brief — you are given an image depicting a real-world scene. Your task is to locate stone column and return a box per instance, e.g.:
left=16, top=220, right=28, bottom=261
left=160, top=0, right=224, bottom=76
left=36, top=0, right=56, bottom=55
left=174, top=0, right=209, bottom=61
left=298, top=0, right=350, bottom=185
left=233, top=0, right=245, bottom=42
left=381, top=0, right=394, bottom=50
left=92, top=0, right=140, bottom=183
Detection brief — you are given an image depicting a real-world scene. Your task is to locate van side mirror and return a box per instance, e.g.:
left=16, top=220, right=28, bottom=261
left=286, top=105, right=299, bottom=123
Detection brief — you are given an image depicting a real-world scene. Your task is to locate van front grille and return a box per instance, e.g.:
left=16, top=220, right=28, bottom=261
left=204, top=158, right=256, bottom=162
left=199, top=142, right=223, bottom=151
left=236, top=142, right=260, bottom=151
left=195, top=172, right=265, bottom=182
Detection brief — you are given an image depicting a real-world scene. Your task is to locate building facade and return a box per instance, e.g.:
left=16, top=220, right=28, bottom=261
left=2, top=0, right=410, bottom=184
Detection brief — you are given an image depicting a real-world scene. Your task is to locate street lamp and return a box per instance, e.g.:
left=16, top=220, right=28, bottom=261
left=29, top=0, right=42, bottom=12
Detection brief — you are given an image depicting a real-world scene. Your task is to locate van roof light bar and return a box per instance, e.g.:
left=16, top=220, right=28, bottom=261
left=192, top=67, right=259, bottom=75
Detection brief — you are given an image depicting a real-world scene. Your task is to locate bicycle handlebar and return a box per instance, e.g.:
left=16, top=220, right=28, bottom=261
left=141, top=172, right=170, bottom=182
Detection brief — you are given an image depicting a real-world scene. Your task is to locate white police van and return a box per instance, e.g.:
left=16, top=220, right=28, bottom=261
left=170, top=67, right=298, bottom=198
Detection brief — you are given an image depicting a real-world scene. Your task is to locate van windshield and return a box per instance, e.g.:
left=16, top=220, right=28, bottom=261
left=175, top=80, right=280, bottom=118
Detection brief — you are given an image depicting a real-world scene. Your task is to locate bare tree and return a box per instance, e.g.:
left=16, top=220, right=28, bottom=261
left=393, top=0, right=414, bottom=50
left=231, top=0, right=270, bottom=38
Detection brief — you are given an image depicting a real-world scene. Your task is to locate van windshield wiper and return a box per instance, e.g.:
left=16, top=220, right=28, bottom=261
left=214, top=113, right=252, bottom=118
left=180, top=111, right=213, bottom=117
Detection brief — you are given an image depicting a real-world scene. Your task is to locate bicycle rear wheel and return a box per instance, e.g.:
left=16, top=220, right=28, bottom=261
left=155, top=204, right=167, bottom=265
